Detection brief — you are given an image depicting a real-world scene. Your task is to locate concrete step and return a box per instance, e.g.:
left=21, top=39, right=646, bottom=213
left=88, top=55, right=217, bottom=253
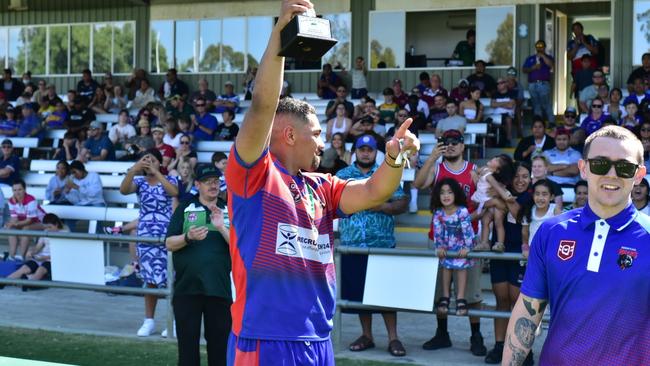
left=395, top=210, right=431, bottom=227
left=485, top=146, right=516, bottom=159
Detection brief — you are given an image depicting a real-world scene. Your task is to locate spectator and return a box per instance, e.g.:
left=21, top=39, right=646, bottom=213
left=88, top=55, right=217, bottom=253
left=83, top=121, right=115, bottom=161
left=211, top=151, right=228, bottom=201
left=567, top=21, right=600, bottom=76
left=348, top=116, right=386, bottom=151
left=4, top=179, right=46, bottom=261
left=119, top=149, right=178, bottom=337
left=65, top=96, right=96, bottom=140
left=632, top=178, right=650, bottom=215
left=46, top=160, right=71, bottom=204
left=405, top=89, right=430, bottom=121
left=623, top=77, right=649, bottom=106
left=467, top=60, right=497, bottom=98
left=178, top=118, right=192, bottom=136
left=159, top=68, right=189, bottom=100
left=564, top=180, right=588, bottom=211
left=0, top=91, right=7, bottom=110
left=597, top=83, right=610, bottom=104
left=100, top=72, right=114, bottom=90
left=104, top=85, right=128, bottom=113
left=415, top=72, right=435, bottom=107
left=132, top=79, right=156, bottom=110
left=317, top=63, right=342, bottom=99
left=163, top=118, right=183, bottom=148
left=349, top=56, right=368, bottom=99
left=66, top=90, right=78, bottom=111
left=581, top=97, right=608, bottom=137
left=213, top=81, right=240, bottom=114
left=168, top=134, right=197, bottom=173
left=242, top=66, right=257, bottom=100
left=173, top=157, right=197, bottom=202
left=450, top=79, right=470, bottom=104
left=37, top=96, right=55, bottom=119
left=559, top=107, right=585, bottom=150
left=108, top=109, right=136, bottom=148
left=63, top=160, right=105, bottom=208
left=126, top=68, right=147, bottom=100
left=88, top=86, right=108, bottom=114
left=76, top=69, right=100, bottom=104
left=32, top=80, right=47, bottom=105
left=0, top=106, right=19, bottom=136
left=337, top=134, right=409, bottom=357
left=121, top=119, right=155, bottom=161
left=44, top=84, right=63, bottom=107
left=490, top=78, right=517, bottom=143
left=429, top=94, right=449, bottom=131
left=506, top=67, right=525, bottom=138
left=514, top=117, right=556, bottom=163
left=165, top=165, right=231, bottom=364
left=0, top=139, right=20, bottom=186
left=392, top=79, right=408, bottom=107
left=544, top=129, right=581, bottom=187
left=17, top=103, right=43, bottom=138
left=318, top=132, right=350, bottom=175
left=214, top=109, right=239, bottom=142
left=571, top=55, right=594, bottom=101
left=530, top=155, right=564, bottom=214
left=427, top=74, right=448, bottom=103
left=152, top=126, right=175, bottom=175
left=436, top=100, right=467, bottom=138
left=452, top=29, right=476, bottom=66
left=325, top=85, right=354, bottom=120
left=325, top=103, right=352, bottom=142
left=150, top=103, right=170, bottom=127
left=621, top=100, right=642, bottom=130
left=167, top=94, right=194, bottom=122
left=378, top=88, right=399, bottom=125
left=578, top=69, right=606, bottom=113
left=459, top=86, right=484, bottom=123
left=53, top=132, right=79, bottom=161
left=604, top=87, right=625, bottom=120
left=15, top=87, right=33, bottom=107
left=189, top=78, right=217, bottom=107
left=2, top=68, right=24, bottom=101
left=43, top=100, right=68, bottom=130
left=522, top=40, right=555, bottom=125
left=190, top=97, right=217, bottom=142
left=626, top=53, right=650, bottom=93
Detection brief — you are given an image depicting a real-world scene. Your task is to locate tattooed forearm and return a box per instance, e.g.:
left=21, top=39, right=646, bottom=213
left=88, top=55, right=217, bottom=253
left=515, top=317, right=536, bottom=348
left=507, top=335, right=528, bottom=366
left=523, top=296, right=548, bottom=317
left=523, top=298, right=536, bottom=316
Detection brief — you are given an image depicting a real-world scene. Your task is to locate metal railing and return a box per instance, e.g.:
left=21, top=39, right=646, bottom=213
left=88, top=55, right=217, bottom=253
left=0, top=229, right=175, bottom=339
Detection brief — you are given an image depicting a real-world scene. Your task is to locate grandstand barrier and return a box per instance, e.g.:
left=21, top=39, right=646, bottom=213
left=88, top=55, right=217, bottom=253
left=3, top=137, right=39, bottom=159
left=0, top=229, right=175, bottom=339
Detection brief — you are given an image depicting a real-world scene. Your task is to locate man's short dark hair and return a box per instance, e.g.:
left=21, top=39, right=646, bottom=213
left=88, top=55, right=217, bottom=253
left=382, top=87, right=394, bottom=96
left=365, top=97, right=376, bottom=106
left=144, top=148, right=163, bottom=165
left=222, top=109, right=235, bottom=119
left=82, top=69, right=91, bottom=76
left=574, top=180, right=588, bottom=193
left=583, top=125, right=644, bottom=165
left=13, top=179, right=26, bottom=189
left=212, top=152, right=228, bottom=164
left=275, top=98, right=316, bottom=124
left=446, top=99, right=459, bottom=107
left=572, top=22, right=584, bottom=31
left=419, top=72, right=430, bottom=81
left=195, top=96, right=206, bottom=104
left=67, top=89, right=77, bottom=95
left=466, top=29, right=475, bottom=39
left=167, top=68, right=178, bottom=75
left=642, top=53, right=650, bottom=61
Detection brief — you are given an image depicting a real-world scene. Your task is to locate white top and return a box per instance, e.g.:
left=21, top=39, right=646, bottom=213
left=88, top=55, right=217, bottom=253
left=330, top=117, right=348, bottom=137
left=351, top=69, right=367, bottom=89
left=164, top=133, right=183, bottom=149
left=463, top=108, right=477, bottom=120
left=108, top=124, right=136, bottom=145
left=471, top=169, right=492, bottom=204
left=525, top=203, right=557, bottom=245
left=65, top=172, right=105, bottom=206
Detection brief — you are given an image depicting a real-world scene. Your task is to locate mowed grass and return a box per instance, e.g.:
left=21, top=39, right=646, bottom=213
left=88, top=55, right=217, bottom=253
left=0, top=327, right=403, bottom=366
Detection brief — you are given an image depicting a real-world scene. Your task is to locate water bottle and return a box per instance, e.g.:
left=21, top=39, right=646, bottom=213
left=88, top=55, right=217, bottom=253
left=410, top=45, right=415, bottom=56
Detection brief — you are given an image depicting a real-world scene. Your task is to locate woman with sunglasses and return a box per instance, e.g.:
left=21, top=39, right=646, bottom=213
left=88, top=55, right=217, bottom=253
left=580, top=97, right=608, bottom=137
left=167, top=134, right=197, bottom=173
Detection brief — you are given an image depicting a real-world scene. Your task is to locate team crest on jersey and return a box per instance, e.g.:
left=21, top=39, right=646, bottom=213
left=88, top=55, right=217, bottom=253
left=617, top=246, right=637, bottom=270
left=557, top=240, right=576, bottom=261
left=289, top=182, right=301, bottom=203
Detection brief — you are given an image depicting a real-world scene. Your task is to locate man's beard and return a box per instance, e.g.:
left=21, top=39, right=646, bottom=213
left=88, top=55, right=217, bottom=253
left=356, top=159, right=376, bottom=169
left=444, top=154, right=461, bottom=163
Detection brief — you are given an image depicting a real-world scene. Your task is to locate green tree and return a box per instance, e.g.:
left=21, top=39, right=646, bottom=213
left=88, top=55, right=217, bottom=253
left=71, top=25, right=90, bottom=73
left=486, top=13, right=514, bottom=65
left=50, top=26, right=69, bottom=74
left=370, top=39, right=397, bottom=68
left=222, top=44, right=244, bottom=72
left=93, top=24, right=112, bottom=74
left=113, top=23, right=134, bottom=74
left=199, top=44, right=221, bottom=72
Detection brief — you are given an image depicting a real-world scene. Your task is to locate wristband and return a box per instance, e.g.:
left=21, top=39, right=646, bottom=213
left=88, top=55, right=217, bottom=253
left=384, top=155, right=403, bottom=169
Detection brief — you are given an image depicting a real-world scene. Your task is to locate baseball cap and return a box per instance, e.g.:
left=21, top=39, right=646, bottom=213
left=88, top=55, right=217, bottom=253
left=224, top=81, right=234, bottom=86
left=564, top=107, right=577, bottom=117
left=137, top=119, right=150, bottom=128
left=441, top=129, right=464, bottom=143
left=474, top=59, right=486, bottom=66
left=1, top=139, right=12, bottom=147
left=195, top=164, right=222, bottom=181
left=458, top=79, right=469, bottom=87
left=355, top=135, right=377, bottom=150
left=89, top=121, right=102, bottom=129
left=151, top=126, right=164, bottom=133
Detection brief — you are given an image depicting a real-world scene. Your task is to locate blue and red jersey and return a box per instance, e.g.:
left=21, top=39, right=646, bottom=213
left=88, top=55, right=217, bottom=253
left=226, top=146, right=348, bottom=341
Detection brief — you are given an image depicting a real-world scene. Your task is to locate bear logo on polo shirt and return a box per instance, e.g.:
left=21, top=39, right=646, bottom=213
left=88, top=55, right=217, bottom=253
left=617, top=246, right=637, bottom=270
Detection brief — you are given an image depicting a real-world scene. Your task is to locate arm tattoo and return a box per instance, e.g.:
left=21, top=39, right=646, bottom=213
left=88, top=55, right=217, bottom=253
left=514, top=317, right=536, bottom=349
left=523, top=298, right=536, bottom=316
left=507, top=335, right=528, bottom=366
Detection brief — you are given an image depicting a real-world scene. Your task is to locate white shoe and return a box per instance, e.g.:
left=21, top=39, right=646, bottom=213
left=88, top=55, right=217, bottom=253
left=161, top=323, right=177, bottom=338
left=137, top=318, right=155, bottom=337
left=14, top=255, right=23, bottom=262
left=409, top=201, right=418, bottom=214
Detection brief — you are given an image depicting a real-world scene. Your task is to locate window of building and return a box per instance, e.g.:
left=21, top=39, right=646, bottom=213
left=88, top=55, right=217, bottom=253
left=49, top=26, right=70, bottom=74
left=71, top=25, right=90, bottom=73
left=199, top=19, right=222, bottom=72
left=633, top=0, right=650, bottom=65
left=150, top=20, right=174, bottom=74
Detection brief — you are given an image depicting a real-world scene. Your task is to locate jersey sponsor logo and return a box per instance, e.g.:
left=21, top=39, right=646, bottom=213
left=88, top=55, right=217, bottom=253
left=617, top=246, right=637, bottom=270
left=276, top=223, right=333, bottom=264
left=557, top=240, right=576, bottom=261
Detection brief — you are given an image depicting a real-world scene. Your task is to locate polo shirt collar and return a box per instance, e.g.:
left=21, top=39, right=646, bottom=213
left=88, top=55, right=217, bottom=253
left=579, top=202, right=638, bottom=231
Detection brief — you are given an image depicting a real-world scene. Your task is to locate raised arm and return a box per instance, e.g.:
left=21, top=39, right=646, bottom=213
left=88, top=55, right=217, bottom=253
left=502, top=294, right=548, bottom=365
left=235, top=0, right=313, bottom=164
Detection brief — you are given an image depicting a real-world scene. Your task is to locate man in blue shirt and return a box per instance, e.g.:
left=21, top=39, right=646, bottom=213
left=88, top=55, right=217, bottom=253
left=213, top=81, right=240, bottom=114
left=0, top=139, right=20, bottom=186
left=503, top=125, right=650, bottom=365
left=522, top=40, right=555, bottom=125
left=84, top=121, right=115, bottom=161
left=17, top=103, right=43, bottom=139
left=0, top=106, right=19, bottom=136
left=191, top=97, right=217, bottom=141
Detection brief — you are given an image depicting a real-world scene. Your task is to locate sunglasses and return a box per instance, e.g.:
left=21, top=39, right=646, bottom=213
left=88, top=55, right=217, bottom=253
left=196, top=104, right=206, bottom=107
left=180, top=140, right=191, bottom=145
left=444, top=140, right=461, bottom=146
left=587, top=158, right=639, bottom=179
left=397, top=113, right=408, bottom=117
left=591, top=104, right=603, bottom=108
left=641, top=128, right=650, bottom=132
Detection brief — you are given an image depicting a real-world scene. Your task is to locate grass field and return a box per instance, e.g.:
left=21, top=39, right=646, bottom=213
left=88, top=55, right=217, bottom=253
left=0, top=327, right=403, bottom=366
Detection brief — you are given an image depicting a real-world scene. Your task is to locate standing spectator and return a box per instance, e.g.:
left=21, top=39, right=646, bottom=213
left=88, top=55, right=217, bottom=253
left=452, top=29, right=476, bottom=66
left=572, top=55, right=595, bottom=100
left=626, top=53, right=650, bottom=93
left=514, top=117, right=556, bottom=163
left=104, top=85, right=128, bottom=113
left=18, top=103, right=43, bottom=138
left=450, top=79, right=470, bottom=104
left=53, top=132, right=79, bottom=161
left=190, top=97, right=218, bottom=142
left=325, top=86, right=354, bottom=120
left=392, top=79, right=408, bottom=107
left=46, top=160, right=71, bottom=204
left=119, top=150, right=179, bottom=337
left=126, top=68, right=147, bottom=100
left=2, top=68, right=24, bottom=101
left=83, top=121, right=115, bottom=161
left=522, top=40, right=555, bottom=125
left=578, top=69, right=607, bottom=114
left=152, top=126, right=175, bottom=175
left=159, top=68, right=189, bottom=100
left=436, top=100, right=466, bottom=137
left=490, top=78, right=517, bottom=144
left=317, top=63, right=341, bottom=99
left=0, top=139, right=20, bottom=187
left=189, top=78, right=217, bottom=107
left=108, top=109, right=136, bottom=148
left=165, top=165, right=231, bottom=365
left=65, top=96, right=96, bottom=140
left=4, top=179, right=45, bottom=261
left=325, top=103, right=352, bottom=142
left=459, top=86, right=484, bottom=123
left=567, top=21, right=600, bottom=77
left=467, top=60, right=497, bottom=98
left=215, top=109, right=239, bottom=142
left=63, top=160, right=105, bottom=207
left=213, top=81, right=240, bottom=114
left=0, top=106, right=19, bottom=136
left=337, top=135, right=409, bottom=357
left=132, top=79, right=156, bottom=110
left=581, top=97, right=608, bottom=137
left=76, top=69, right=100, bottom=104
left=544, top=129, right=582, bottom=187
left=349, top=56, right=368, bottom=99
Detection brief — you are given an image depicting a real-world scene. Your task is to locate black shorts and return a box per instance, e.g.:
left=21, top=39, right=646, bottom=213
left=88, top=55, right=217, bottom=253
left=24, top=260, right=51, bottom=275
left=340, top=254, right=394, bottom=315
left=489, top=258, right=525, bottom=287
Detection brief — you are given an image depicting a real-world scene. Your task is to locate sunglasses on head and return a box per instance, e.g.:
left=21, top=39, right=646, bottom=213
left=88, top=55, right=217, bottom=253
left=586, top=158, right=639, bottom=179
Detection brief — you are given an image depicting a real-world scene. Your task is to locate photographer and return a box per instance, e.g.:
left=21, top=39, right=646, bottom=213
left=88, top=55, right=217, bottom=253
left=120, top=119, right=154, bottom=161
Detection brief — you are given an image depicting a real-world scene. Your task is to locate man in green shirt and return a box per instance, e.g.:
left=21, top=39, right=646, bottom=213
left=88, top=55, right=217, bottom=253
left=166, top=165, right=231, bottom=366
left=452, top=29, right=476, bottom=66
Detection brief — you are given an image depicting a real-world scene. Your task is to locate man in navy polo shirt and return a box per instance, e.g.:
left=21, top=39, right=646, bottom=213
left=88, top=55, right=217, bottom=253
left=0, top=139, right=20, bottom=187
left=503, top=125, right=650, bottom=365
left=522, top=40, right=555, bottom=125
left=191, top=97, right=218, bottom=142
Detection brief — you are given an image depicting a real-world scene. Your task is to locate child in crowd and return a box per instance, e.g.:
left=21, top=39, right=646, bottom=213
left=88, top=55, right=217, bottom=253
left=530, top=155, right=564, bottom=215
left=212, top=152, right=228, bottom=201
left=472, top=154, right=515, bottom=252
left=520, top=179, right=557, bottom=259
left=431, top=178, right=476, bottom=316
left=43, top=101, right=68, bottom=129
left=620, top=100, right=641, bottom=130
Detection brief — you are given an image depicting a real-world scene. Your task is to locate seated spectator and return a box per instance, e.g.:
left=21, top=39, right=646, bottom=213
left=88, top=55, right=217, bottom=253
left=46, top=160, right=71, bottom=204
left=191, top=97, right=218, bottom=141
left=53, top=132, right=79, bottom=161
left=63, top=160, right=105, bottom=207
left=405, top=90, right=430, bottom=121
left=581, top=97, right=608, bottom=137
left=121, top=119, right=154, bottom=161
left=213, top=81, right=240, bottom=114
left=2, top=213, right=66, bottom=285
left=126, top=68, right=147, bottom=100
left=159, top=68, right=189, bottom=100
left=626, top=53, right=650, bottom=93
left=152, top=126, right=175, bottom=175
left=18, top=103, right=43, bottom=138
left=543, top=129, right=581, bottom=187
left=131, top=79, right=156, bottom=110
left=436, top=100, right=467, bottom=138
left=108, top=109, right=136, bottom=148
left=353, top=97, right=378, bottom=121
left=392, top=79, right=408, bottom=107
left=163, top=118, right=183, bottom=148
left=83, top=121, right=115, bottom=161
left=459, top=86, right=484, bottom=123
left=211, top=152, right=229, bottom=201
left=558, top=107, right=585, bottom=150
left=178, top=117, right=192, bottom=136
left=604, top=87, right=625, bottom=120
left=44, top=84, right=63, bottom=107
left=0, top=139, right=20, bottom=186
left=632, top=178, right=650, bottom=215
left=89, top=86, right=108, bottom=114
left=490, top=78, right=517, bottom=143
left=623, top=77, right=649, bottom=106
left=428, top=94, right=449, bottom=131
left=167, top=94, right=193, bottom=122
left=514, top=117, right=556, bottom=163
left=32, top=80, right=48, bottom=105
left=387, top=108, right=419, bottom=139
left=214, top=109, right=239, bottom=142
left=317, top=63, right=342, bottom=99
left=37, top=96, right=56, bottom=119
left=450, top=79, right=470, bottom=104
left=564, top=180, right=588, bottom=211
left=66, top=90, right=77, bottom=111
left=77, top=69, right=100, bottom=104
left=189, top=78, right=217, bottom=107
left=101, top=72, right=115, bottom=90
left=65, top=96, right=96, bottom=140
left=150, top=104, right=170, bottom=127
left=15, top=88, right=33, bottom=107
left=2, top=68, right=24, bottom=101
left=621, top=101, right=642, bottom=130
left=325, top=103, right=352, bottom=142
left=0, top=105, right=19, bottom=136
left=104, top=85, right=128, bottom=113
left=43, top=100, right=68, bottom=130
left=325, top=85, right=354, bottom=120
left=318, top=132, right=350, bottom=175
left=4, top=179, right=46, bottom=261
left=578, top=69, right=605, bottom=113
left=167, top=134, right=197, bottom=173
left=467, top=60, right=496, bottom=98
left=451, top=29, right=475, bottom=66
left=172, top=156, right=196, bottom=203
left=415, top=72, right=434, bottom=107
left=368, top=109, right=385, bottom=136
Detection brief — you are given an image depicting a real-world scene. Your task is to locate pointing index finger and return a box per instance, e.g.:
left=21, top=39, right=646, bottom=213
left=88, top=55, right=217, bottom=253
left=394, top=118, right=413, bottom=139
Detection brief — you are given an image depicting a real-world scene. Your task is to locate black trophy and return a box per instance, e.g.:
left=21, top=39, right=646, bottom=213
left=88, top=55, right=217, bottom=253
left=278, top=8, right=338, bottom=60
